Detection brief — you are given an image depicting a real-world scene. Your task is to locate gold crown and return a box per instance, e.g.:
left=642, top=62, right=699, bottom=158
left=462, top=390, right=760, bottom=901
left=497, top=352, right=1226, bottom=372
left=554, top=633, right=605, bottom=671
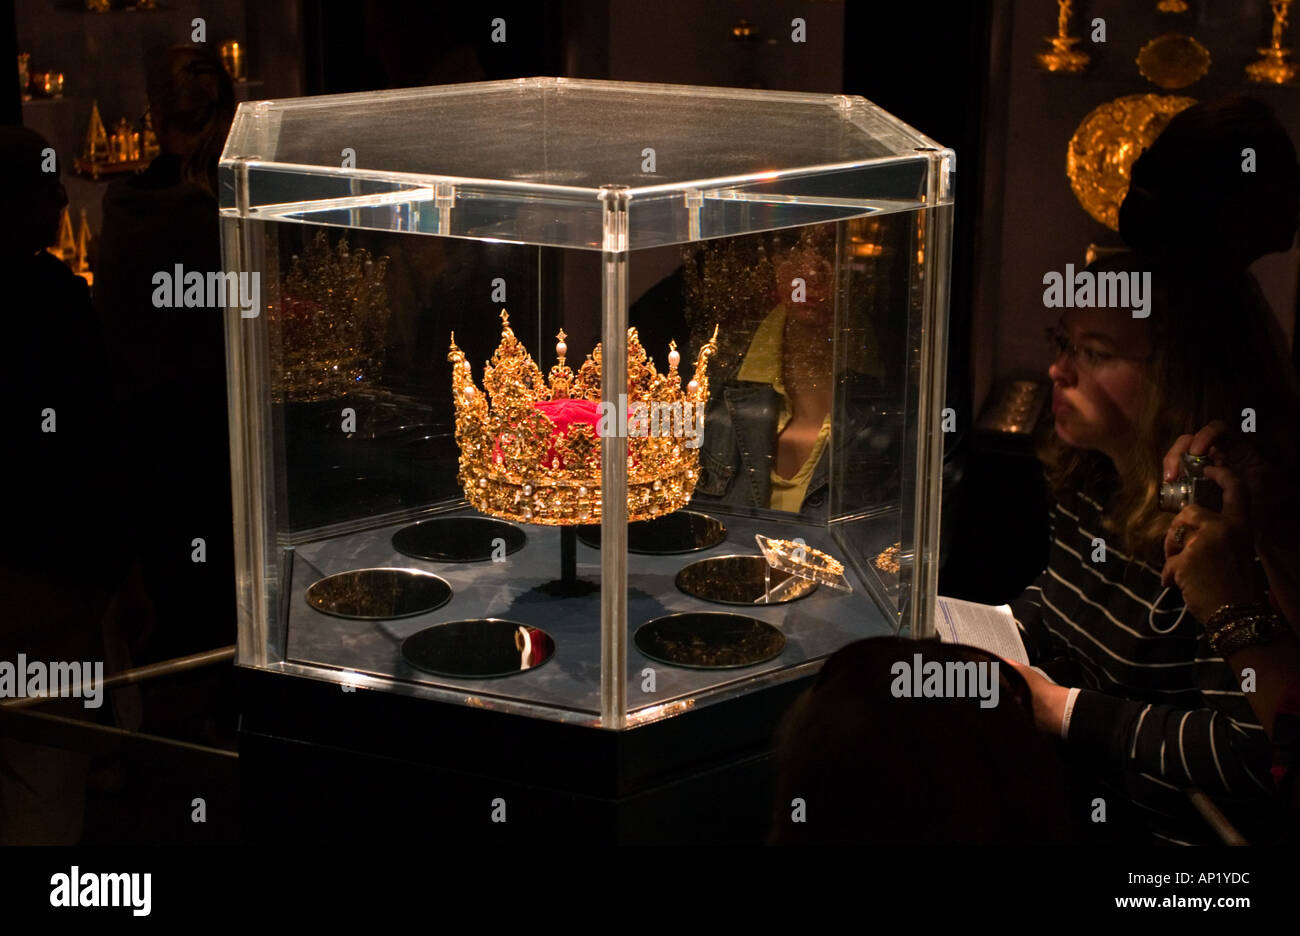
left=269, top=231, right=391, bottom=402
left=449, top=311, right=718, bottom=525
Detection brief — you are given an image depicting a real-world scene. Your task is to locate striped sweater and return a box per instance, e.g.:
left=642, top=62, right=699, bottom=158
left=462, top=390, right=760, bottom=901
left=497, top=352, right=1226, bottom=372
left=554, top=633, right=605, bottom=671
left=1010, top=489, right=1279, bottom=845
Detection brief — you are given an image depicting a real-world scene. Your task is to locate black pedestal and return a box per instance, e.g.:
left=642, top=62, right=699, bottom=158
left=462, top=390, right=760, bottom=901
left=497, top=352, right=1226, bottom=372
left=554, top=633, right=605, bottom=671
left=236, top=666, right=810, bottom=844
left=537, top=527, right=598, bottom=597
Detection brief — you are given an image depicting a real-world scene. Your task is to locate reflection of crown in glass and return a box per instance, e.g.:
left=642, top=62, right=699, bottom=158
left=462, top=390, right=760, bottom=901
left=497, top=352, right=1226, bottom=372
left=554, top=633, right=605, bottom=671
left=449, top=311, right=717, bottom=525
left=271, top=231, right=391, bottom=402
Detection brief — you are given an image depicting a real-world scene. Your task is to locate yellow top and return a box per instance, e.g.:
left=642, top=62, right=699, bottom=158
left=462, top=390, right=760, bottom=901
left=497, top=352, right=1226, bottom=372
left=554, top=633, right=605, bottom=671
left=736, top=304, right=832, bottom=511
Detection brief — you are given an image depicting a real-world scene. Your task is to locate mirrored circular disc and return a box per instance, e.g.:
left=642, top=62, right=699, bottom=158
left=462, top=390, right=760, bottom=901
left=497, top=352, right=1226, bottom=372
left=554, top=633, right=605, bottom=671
left=634, top=612, right=785, bottom=669
left=306, top=568, right=452, bottom=620
left=401, top=619, right=555, bottom=678
left=676, top=555, right=817, bottom=605
left=576, top=510, right=726, bottom=555
left=392, top=516, right=526, bottom=563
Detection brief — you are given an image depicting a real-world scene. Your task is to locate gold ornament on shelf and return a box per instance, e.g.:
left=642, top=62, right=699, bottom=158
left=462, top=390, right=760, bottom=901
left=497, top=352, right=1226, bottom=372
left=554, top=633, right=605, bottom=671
left=270, top=231, right=391, bottom=402
left=1246, top=0, right=1297, bottom=84
left=1066, top=93, right=1197, bottom=230
left=83, top=101, right=109, bottom=163
left=73, top=208, right=93, bottom=281
left=218, top=40, right=245, bottom=81
left=50, top=206, right=76, bottom=264
left=141, top=109, right=160, bottom=160
left=1136, top=33, right=1211, bottom=89
left=75, top=101, right=154, bottom=179
left=1036, top=0, right=1091, bottom=73
left=448, top=311, right=718, bottom=526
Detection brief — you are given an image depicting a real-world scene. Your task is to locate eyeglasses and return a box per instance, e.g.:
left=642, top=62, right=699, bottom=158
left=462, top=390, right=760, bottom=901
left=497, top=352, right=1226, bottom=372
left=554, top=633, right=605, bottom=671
left=1045, top=326, right=1150, bottom=373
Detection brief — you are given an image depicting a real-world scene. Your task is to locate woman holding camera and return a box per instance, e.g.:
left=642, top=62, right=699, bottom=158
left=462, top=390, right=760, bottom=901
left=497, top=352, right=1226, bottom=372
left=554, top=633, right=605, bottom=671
left=1005, top=249, right=1300, bottom=844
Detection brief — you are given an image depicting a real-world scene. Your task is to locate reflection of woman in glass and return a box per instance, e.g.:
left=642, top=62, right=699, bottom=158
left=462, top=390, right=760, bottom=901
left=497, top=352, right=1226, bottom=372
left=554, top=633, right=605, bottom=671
left=737, top=235, right=835, bottom=510
left=691, top=226, right=893, bottom=515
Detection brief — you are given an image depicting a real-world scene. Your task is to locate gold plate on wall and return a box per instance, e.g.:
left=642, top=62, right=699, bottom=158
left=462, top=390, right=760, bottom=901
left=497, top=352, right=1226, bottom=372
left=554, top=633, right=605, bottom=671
left=1137, top=33, right=1212, bottom=88
left=1066, top=93, right=1197, bottom=230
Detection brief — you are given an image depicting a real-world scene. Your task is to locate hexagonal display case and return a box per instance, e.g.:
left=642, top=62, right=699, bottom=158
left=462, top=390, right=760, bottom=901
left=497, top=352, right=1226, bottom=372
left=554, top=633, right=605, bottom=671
left=220, top=77, right=952, bottom=731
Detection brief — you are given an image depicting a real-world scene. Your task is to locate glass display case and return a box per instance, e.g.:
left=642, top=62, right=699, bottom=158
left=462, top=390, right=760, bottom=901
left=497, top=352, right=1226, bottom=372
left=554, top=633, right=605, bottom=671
left=220, top=77, right=952, bottom=731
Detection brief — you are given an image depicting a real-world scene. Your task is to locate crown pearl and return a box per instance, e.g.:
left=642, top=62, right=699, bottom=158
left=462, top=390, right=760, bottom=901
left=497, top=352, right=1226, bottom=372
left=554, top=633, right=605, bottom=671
left=687, top=379, right=699, bottom=395
left=522, top=483, right=533, bottom=496
left=668, top=347, right=680, bottom=369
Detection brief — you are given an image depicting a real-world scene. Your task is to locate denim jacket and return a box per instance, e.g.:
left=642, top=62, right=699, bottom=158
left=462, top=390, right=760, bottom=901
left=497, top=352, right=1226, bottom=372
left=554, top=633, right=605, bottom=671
left=691, top=376, right=900, bottom=517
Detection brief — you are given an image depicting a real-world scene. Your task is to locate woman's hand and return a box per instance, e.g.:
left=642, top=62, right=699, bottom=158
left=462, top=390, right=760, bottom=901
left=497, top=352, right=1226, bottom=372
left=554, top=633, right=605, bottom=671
left=1161, top=464, right=1258, bottom=623
left=1003, top=659, right=1072, bottom=736
left=1163, top=420, right=1295, bottom=547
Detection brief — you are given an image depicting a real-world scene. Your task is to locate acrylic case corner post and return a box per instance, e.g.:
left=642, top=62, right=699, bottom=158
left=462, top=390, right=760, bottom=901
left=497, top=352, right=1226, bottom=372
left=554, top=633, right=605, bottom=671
left=600, top=185, right=630, bottom=729
left=897, top=148, right=953, bottom=640
left=221, top=161, right=278, bottom=671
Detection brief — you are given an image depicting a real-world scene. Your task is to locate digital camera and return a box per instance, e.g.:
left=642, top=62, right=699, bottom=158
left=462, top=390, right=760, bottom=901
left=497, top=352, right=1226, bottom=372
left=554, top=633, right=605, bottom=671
left=1158, top=452, right=1223, bottom=512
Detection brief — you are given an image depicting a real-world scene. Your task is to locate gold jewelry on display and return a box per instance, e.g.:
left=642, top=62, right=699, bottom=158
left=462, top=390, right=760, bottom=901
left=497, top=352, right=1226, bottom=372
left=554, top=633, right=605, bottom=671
left=763, top=538, right=846, bottom=578
left=874, top=543, right=902, bottom=575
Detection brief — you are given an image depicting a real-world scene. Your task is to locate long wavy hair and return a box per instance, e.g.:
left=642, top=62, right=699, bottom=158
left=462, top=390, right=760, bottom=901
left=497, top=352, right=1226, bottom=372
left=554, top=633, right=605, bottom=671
left=1038, top=252, right=1300, bottom=564
left=146, top=45, right=235, bottom=197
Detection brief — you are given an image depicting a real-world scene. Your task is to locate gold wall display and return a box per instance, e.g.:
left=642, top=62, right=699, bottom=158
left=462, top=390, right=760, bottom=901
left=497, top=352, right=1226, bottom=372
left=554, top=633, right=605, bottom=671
left=448, top=312, right=717, bottom=526
left=1136, top=33, right=1211, bottom=88
left=1246, top=0, right=1296, bottom=84
left=1036, top=0, right=1091, bottom=73
left=1066, top=93, right=1197, bottom=230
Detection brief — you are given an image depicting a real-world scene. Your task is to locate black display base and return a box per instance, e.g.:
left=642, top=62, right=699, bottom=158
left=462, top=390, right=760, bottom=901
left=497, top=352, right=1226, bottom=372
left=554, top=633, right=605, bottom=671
left=236, top=665, right=811, bottom=844
left=537, top=527, right=598, bottom=597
